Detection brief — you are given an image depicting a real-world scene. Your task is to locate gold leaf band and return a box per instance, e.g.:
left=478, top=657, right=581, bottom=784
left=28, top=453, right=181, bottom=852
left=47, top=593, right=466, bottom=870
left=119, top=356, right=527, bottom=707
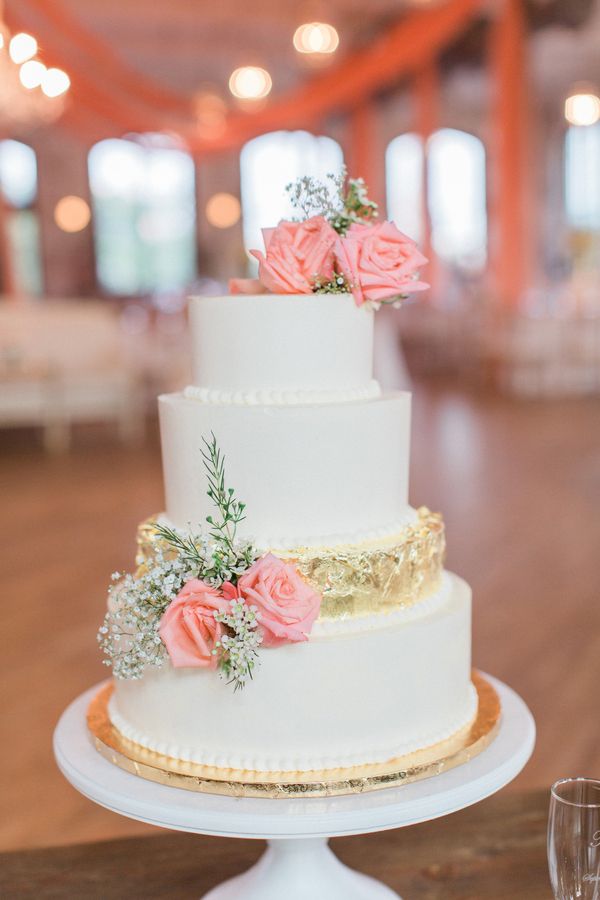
left=136, top=507, right=446, bottom=620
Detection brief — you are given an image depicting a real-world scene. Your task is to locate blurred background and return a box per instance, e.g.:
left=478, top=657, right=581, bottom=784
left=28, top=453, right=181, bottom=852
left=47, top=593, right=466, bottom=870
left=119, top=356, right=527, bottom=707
left=1, top=0, right=599, bottom=854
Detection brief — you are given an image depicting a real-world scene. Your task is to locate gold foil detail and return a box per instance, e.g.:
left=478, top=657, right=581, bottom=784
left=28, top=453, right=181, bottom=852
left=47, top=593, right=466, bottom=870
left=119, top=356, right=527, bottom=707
left=136, top=508, right=446, bottom=620
left=87, top=671, right=500, bottom=799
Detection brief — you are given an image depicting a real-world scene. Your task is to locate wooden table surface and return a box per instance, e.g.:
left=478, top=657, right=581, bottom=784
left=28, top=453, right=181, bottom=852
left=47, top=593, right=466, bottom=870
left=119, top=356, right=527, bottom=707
left=1, top=788, right=551, bottom=899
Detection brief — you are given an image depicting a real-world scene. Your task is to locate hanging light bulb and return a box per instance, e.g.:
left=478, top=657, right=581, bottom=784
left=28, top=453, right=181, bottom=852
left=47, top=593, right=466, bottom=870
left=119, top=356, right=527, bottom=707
left=564, top=91, right=600, bottom=127
left=293, top=22, right=339, bottom=55
left=205, top=193, right=241, bottom=228
left=19, top=59, right=46, bottom=89
left=54, top=195, right=91, bottom=233
left=41, top=67, right=70, bottom=98
left=9, top=33, right=38, bottom=64
left=228, top=66, right=272, bottom=100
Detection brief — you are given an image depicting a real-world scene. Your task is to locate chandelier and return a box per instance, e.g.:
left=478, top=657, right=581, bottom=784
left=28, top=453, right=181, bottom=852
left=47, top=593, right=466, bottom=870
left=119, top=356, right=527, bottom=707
left=0, top=7, right=70, bottom=126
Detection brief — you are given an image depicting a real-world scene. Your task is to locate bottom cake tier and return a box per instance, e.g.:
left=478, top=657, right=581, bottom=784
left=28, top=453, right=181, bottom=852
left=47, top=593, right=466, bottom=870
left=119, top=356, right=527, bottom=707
left=108, top=572, right=477, bottom=773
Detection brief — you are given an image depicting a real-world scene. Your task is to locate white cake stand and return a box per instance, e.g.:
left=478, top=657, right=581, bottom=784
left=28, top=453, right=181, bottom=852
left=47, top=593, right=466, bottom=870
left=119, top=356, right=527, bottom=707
left=54, top=674, right=535, bottom=900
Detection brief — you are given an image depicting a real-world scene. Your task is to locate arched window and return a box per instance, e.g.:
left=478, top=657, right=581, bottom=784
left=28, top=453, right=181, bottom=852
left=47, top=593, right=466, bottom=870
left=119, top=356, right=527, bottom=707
left=88, top=135, right=197, bottom=295
left=0, top=140, right=43, bottom=295
left=565, top=123, right=600, bottom=230
left=385, top=133, right=424, bottom=245
left=385, top=128, right=487, bottom=272
left=427, top=128, right=487, bottom=270
left=240, top=130, right=343, bottom=255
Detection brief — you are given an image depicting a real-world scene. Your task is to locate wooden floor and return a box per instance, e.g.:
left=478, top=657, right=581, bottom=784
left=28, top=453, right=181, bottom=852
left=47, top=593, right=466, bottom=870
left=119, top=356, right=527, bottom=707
left=1, top=382, right=599, bottom=852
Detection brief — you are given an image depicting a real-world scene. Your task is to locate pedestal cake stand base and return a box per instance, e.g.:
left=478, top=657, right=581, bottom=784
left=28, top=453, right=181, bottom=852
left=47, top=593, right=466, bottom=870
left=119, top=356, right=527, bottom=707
left=54, top=674, right=535, bottom=900
left=202, top=838, right=398, bottom=900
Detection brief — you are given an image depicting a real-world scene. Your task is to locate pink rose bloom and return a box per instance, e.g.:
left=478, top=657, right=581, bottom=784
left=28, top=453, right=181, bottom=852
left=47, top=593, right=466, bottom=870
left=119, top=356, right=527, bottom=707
left=159, top=579, right=230, bottom=668
left=237, top=553, right=321, bottom=647
left=228, top=277, right=267, bottom=295
left=250, top=216, right=337, bottom=294
left=335, top=221, right=429, bottom=307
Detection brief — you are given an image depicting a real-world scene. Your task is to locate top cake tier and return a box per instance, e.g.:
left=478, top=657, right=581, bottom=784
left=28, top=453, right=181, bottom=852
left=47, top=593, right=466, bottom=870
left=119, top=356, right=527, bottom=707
left=187, top=293, right=377, bottom=404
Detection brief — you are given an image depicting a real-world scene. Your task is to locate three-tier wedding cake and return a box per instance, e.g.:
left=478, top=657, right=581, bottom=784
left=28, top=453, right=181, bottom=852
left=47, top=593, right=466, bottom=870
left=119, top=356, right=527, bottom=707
left=96, top=173, right=482, bottom=790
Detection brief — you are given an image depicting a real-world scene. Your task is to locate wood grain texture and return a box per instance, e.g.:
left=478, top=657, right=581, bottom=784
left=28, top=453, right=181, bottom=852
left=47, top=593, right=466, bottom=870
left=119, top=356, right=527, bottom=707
left=0, top=789, right=551, bottom=899
left=1, top=384, right=599, bottom=853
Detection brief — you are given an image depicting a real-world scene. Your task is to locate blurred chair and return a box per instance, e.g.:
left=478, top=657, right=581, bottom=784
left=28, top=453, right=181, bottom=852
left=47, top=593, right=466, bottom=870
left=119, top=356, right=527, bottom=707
left=0, top=300, right=145, bottom=452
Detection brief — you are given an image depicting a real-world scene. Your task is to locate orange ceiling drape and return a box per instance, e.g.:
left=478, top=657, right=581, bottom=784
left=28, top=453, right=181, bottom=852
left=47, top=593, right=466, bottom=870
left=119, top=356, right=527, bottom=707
left=192, top=0, right=486, bottom=153
left=14, top=0, right=192, bottom=117
left=6, top=0, right=485, bottom=155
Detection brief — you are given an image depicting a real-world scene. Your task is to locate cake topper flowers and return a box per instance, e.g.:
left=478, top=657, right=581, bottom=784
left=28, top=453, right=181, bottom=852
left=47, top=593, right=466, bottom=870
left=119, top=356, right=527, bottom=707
left=98, top=435, right=321, bottom=690
left=232, top=168, right=429, bottom=308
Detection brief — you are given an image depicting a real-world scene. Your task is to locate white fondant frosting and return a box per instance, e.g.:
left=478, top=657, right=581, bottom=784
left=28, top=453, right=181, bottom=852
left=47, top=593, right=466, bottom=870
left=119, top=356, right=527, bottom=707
left=189, top=293, right=374, bottom=396
left=107, top=292, right=479, bottom=777
left=182, top=379, right=382, bottom=406
left=110, top=573, right=475, bottom=772
left=159, top=391, right=413, bottom=545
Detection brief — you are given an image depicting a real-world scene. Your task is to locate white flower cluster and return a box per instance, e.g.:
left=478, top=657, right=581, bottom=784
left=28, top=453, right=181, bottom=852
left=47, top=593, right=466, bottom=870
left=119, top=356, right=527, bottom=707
left=214, top=599, right=263, bottom=691
left=286, top=167, right=379, bottom=238
left=199, top=535, right=257, bottom=587
left=150, top=520, right=256, bottom=588
left=97, top=546, right=195, bottom=680
left=286, top=173, right=343, bottom=223
left=97, top=527, right=259, bottom=683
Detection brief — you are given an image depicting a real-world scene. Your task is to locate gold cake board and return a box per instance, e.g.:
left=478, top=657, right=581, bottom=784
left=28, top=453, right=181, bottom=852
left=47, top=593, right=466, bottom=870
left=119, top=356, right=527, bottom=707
left=87, top=671, right=500, bottom=799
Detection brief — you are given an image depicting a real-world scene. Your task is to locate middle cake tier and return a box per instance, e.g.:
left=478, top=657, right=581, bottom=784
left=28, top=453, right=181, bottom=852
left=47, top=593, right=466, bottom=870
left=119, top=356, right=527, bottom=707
left=159, top=391, right=414, bottom=547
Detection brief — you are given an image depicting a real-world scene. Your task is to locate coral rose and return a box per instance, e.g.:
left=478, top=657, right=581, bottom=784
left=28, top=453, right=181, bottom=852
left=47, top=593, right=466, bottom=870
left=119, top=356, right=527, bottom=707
left=237, top=553, right=321, bottom=647
left=250, top=216, right=337, bottom=294
left=335, top=221, right=429, bottom=307
left=228, top=277, right=267, bottom=295
left=159, top=579, right=230, bottom=668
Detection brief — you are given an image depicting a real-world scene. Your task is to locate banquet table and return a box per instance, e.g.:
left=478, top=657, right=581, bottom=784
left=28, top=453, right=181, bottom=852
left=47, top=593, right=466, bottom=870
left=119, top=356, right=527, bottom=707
left=0, top=788, right=550, bottom=899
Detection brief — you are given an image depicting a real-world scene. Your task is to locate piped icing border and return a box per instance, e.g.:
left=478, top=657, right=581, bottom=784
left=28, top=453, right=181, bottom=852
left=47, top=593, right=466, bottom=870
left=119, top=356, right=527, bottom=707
left=107, top=681, right=478, bottom=773
left=90, top=674, right=499, bottom=797
left=256, top=507, right=419, bottom=553
left=182, top=379, right=381, bottom=406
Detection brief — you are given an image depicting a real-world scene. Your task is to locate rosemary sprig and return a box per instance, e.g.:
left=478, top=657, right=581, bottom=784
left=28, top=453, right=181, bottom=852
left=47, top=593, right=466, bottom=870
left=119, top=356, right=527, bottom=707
left=201, top=432, right=246, bottom=553
left=150, top=523, right=205, bottom=569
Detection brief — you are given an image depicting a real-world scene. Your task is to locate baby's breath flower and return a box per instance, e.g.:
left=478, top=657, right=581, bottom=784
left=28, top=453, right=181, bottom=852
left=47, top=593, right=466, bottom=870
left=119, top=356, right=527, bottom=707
left=313, top=270, right=351, bottom=295
left=97, top=545, right=195, bottom=680
left=214, top=601, right=263, bottom=691
left=286, top=167, right=378, bottom=236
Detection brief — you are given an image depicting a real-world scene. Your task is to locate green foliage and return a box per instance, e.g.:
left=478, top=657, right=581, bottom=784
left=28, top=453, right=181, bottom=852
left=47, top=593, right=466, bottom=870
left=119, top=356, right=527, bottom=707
left=151, top=523, right=205, bottom=568
left=201, top=432, right=246, bottom=552
left=99, top=434, right=261, bottom=688
left=330, top=175, right=379, bottom=235
left=152, top=433, right=256, bottom=587
left=313, top=271, right=352, bottom=294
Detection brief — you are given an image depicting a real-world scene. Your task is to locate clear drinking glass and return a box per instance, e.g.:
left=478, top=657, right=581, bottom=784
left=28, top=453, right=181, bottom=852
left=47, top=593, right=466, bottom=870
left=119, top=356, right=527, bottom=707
left=548, top=777, right=600, bottom=899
